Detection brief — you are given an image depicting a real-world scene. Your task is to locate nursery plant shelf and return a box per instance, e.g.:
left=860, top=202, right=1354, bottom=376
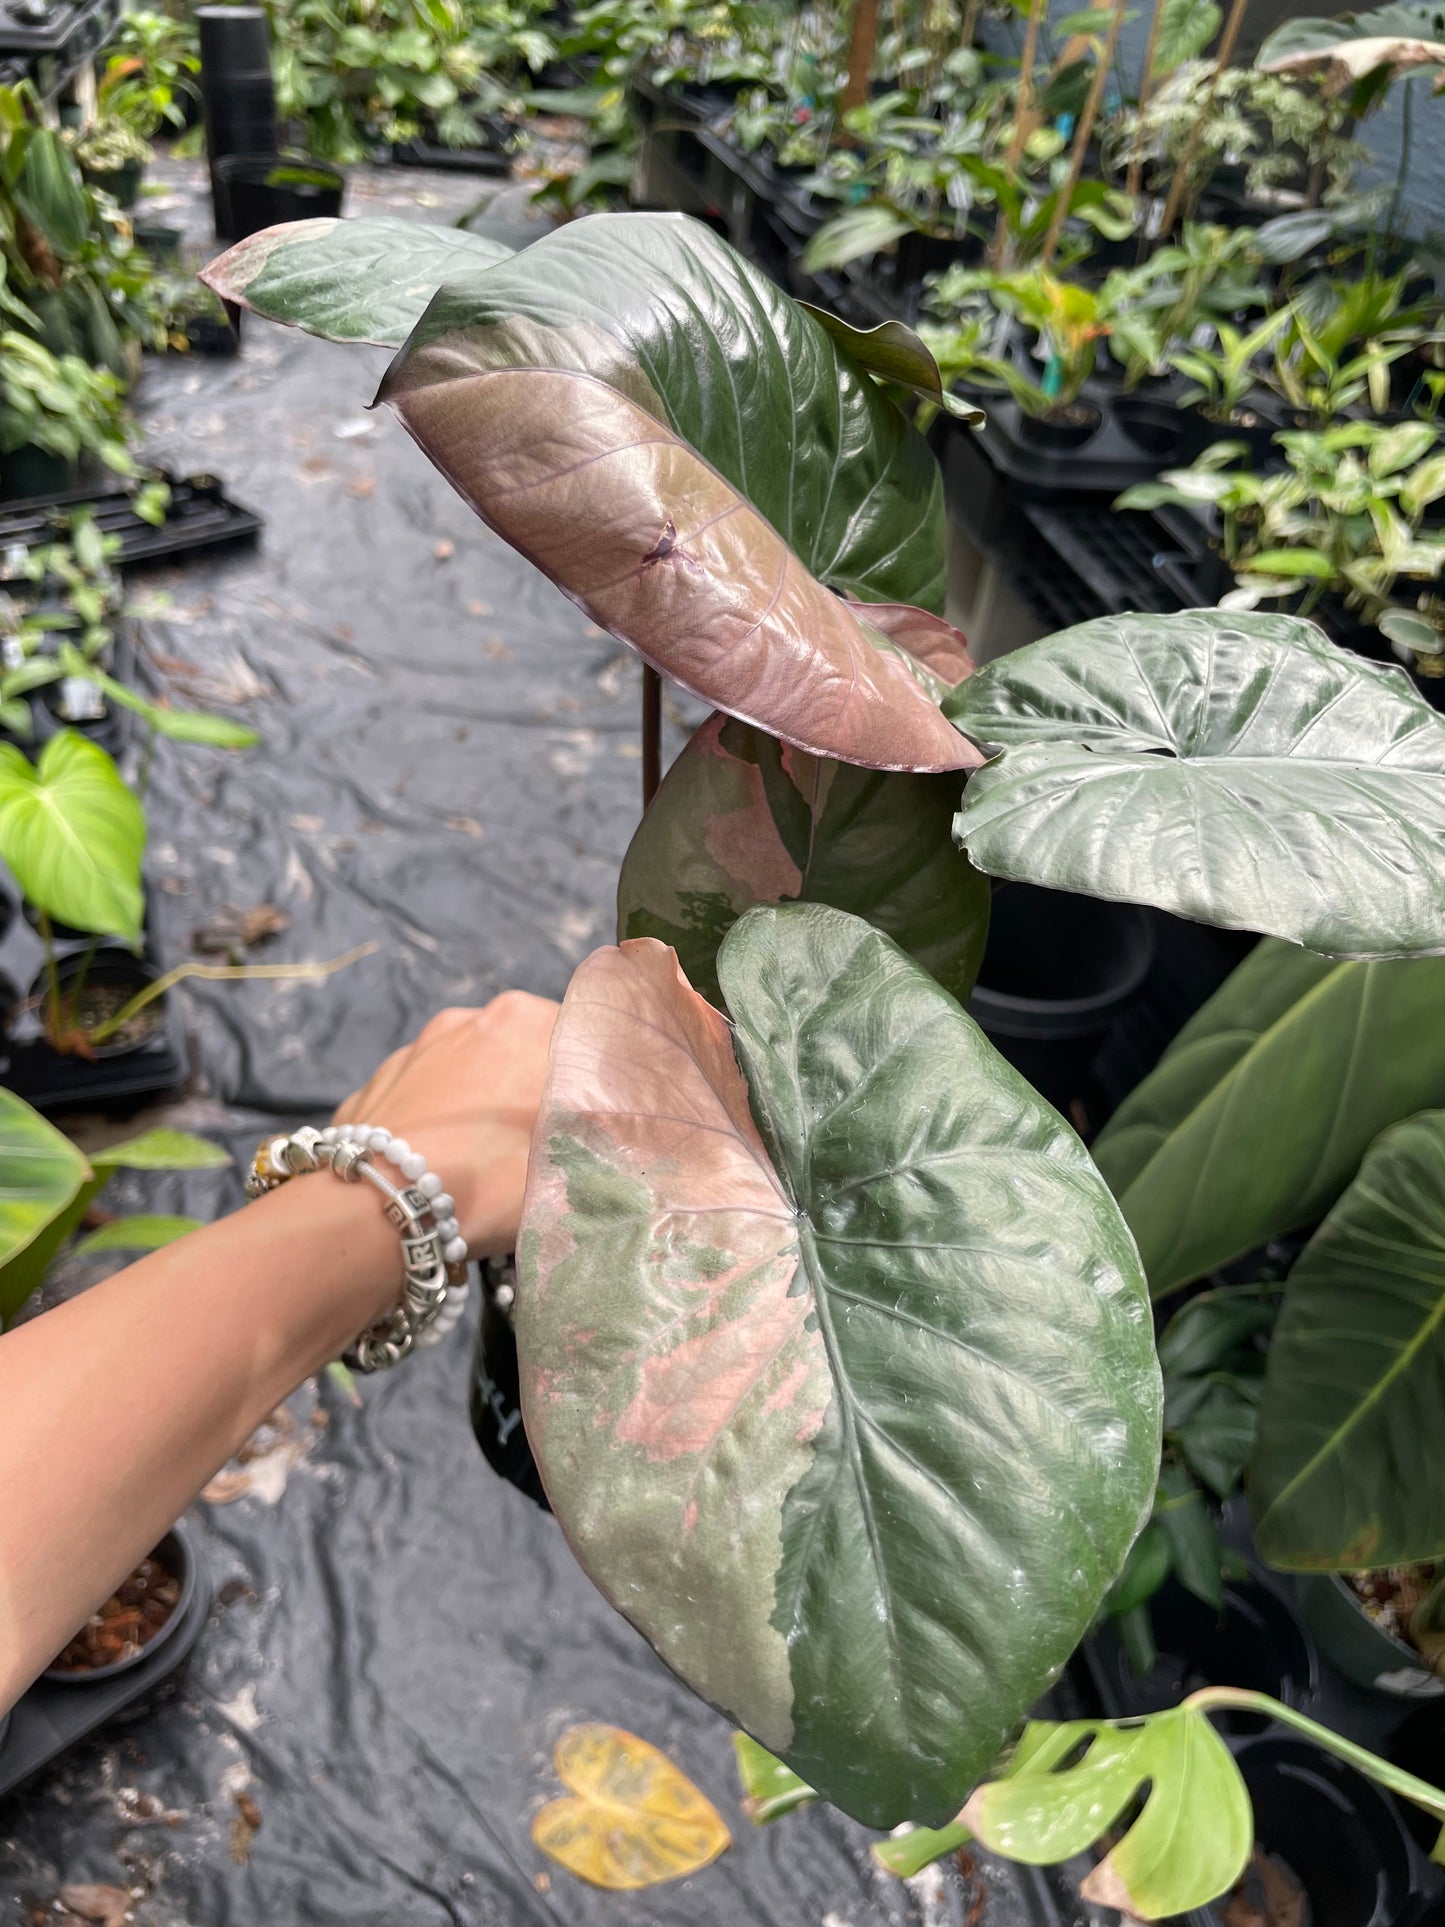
left=0, top=473, right=261, bottom=579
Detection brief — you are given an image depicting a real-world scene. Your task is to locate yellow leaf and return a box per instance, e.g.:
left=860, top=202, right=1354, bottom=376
left=531, top=1724, right=731, bottom=1890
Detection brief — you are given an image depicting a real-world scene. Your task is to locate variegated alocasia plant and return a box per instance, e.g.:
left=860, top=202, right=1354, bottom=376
left=202, top=207, right=1445, bottom=1872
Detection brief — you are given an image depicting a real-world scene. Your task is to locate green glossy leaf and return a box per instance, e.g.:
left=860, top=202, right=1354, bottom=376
left=1176, top=1379, right=1260, bottom=1499
left=1093, top=939, right=1445, bottom=1294
left=200, top=216, right=516, bottom=347
left=1152, top=0, right=1223, bottom=74
left=798, top=304, right=985, bottom=422
left=516, top=904, right=1161, bottom=1827
left=375, top=211, right=947, bottom=611
left=949, top=610, right=1445, bottom=959
left=67, top=656, right=260, bottom=749
left=617, top=710, right=990, bottom=1007
left=0, top=1087, right=90, bottom=1325
left=964, top=1707, right=1252, bottom=1919
left=801, top=204, right=917, bottom=274
left=732, top=1734, right=817, bottom=1823
left=1251, top=1110, right=1445, bottom=1568
left=89, top=1129, right=230, bottom=1172
left=0, top=730, right=145, bottom=939
left=71, top=1213, right=202, bottom=1256
left=1107, top=1517, right=1173, bottom=1615
left=1158, top=1287, right=1276, bottom=1378
left=1157, top=1463, right=1224, bottom=1609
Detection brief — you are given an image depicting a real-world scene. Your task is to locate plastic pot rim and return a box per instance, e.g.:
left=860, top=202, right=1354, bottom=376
left=41, top=1526, right=197, bottom=1686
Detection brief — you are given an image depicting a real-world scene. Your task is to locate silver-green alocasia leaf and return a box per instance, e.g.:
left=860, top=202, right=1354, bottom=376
left=200, top=217, right=516, bottom=347
left=1251, top=1110, right=1445, bottom=1569
left=617, top=711, right=990, bottom=1006
left=381, top=353, right=972, bottom=770
left=375, top=210, right=946, bottom=610
left=516, top=903, right=1161, bottom=1828
left=948, top=610, right=1445, bottom=958
left=1092, top=939, right=1445, bottom=1295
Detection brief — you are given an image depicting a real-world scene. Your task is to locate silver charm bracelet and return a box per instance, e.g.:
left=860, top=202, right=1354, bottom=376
left=244, top=1123, right=470, bottom=1373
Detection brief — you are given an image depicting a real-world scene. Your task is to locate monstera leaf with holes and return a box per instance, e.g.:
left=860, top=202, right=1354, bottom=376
left=1251, top=1110, right=1445, bottom=1569
left=205, top=211, right=969, bottom=771
left=516, top=902, right=1161, bottom=1827
left=616, top=613, right=986, bottom=1005
left=1091, top=939, right=1445, bottom=1295
left=949, top=610, right=1445, bottom=959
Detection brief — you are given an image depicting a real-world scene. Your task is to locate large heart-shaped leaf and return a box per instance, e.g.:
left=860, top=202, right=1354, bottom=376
left=0, top=730, right=145, bottom=939
left=382, top=357, right=971, bottom=771
left=947, top=610, right=1445, bottom=959
left=616, top=711, right=990, bottom=1006
left=200, top=217, right=517, bottom=347
left=516, top=903, right=1161, bottom=1828
left=1091, top=939, right=1445, bottom=1295
left=375, top=211, right=946, bottom=610
left=1251, top=1110, right=1445, bottom=1569
left=0, top=1088, right=90, bottom=1327
left=963, top=1708, right=1252, bottom=1919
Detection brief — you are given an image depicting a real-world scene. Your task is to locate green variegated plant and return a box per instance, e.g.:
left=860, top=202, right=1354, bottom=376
left=203, top=208, right=1445, bottom=1915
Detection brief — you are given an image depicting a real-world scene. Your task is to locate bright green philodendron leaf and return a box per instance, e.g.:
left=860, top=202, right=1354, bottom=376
left=89, top=1129, right=230, bottom=1172
left=0, top=1088, right=90, bottom=1327
left=1092, top=939, right=1445, bottom=1294
left=71, top=1214, right=202, bottom=1257
left=0, top=730, right=145, bottom=940
left=732, top=1734, right=818, bottom=1824
left=1251, top=1110, right=1445, bottom=1569
left=963, top=1708, right=1252, bottom=1920
left=617, top=712, right=990, bottom=1007
left=516, top=904, right=1161, bottom=1828
left=375, top=211, right=947, bottom=611
left=199, top=216, right=516, bottom=346
left=948, top=610, right=1445, bottom=959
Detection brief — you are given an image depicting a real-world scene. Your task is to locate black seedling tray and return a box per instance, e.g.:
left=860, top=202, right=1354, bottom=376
left=0, top=473, right=261, bottom=578
left=0, top=884, right=190, bottom=1114
left=1078, top=1512, right=1445, bottom=1926
left=0, top=1517, right=208, bottom=1804
left=391, top=132, right=513, bottom=175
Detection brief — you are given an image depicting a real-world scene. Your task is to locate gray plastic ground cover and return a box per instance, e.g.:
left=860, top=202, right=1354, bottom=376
left=0, top=161, right=1078, bottom=1927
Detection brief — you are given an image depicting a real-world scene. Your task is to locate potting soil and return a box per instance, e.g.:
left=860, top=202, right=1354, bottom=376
left=0, top=161, right=1080, bottom=1927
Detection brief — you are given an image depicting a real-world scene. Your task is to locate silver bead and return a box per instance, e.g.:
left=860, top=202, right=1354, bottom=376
left=401, top=1151, right=427, bottom=1181
left=417, top=1171, right=443, bottom=1200
left=331, top=1139, right=370, bottom=1181
left=443, top=1235, right=468, bottom=1266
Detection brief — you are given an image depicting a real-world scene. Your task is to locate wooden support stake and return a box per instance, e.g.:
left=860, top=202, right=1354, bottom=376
left=991, top=0, right=1048, bottom=268
left=1126, top=0, right=1168, bottom=200
left=840, top=0, right=881, bottom=121
left=1039, top=0, right=1129, bottom=268
left=1156, top=0, right=1250, bottom=239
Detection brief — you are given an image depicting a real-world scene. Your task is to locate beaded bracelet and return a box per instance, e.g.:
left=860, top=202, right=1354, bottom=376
left=245, top=1123, right=470, bottom=1373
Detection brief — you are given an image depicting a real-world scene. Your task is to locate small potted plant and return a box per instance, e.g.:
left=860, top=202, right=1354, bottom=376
left=0, top=333, right=136, bottom=503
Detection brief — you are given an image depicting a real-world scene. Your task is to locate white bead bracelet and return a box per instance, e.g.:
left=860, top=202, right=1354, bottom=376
left=245, top=1123, right=470, bottom=1372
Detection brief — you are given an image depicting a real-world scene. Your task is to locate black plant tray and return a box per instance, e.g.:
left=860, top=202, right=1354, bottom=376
left=950, top=387, right=1212, bottom=503
left=0, top=885, right=190, bottom=1115
left=0, top=473, right=261, bottom=578
left=391, top=134, right=513, bottom=175
left=1076, top=1514, right=1445, bottom=1927
left=0, top=1517, right=208, bottom=1804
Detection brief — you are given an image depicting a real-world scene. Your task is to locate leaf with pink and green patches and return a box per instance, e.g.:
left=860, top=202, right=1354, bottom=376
left=616, top=711, right=990, bottom=1007
left=516, top=902, right=1162, bottom=1829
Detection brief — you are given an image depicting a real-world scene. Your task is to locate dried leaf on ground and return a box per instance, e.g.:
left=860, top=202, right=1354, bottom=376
left=531, top=1725, right=730, bottom=1889
left=230, top=1790, right=263, bottom=1865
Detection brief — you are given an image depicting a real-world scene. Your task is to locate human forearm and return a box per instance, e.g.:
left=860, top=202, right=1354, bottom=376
left=0, top=1174, right=397, bottom=1710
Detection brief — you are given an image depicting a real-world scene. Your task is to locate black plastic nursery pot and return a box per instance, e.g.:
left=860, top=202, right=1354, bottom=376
left=0, top=445, right=76, bottom=506
left=197, top=4, right=279, bottom=240
left=470, top=1255, right=550, bottom=1513
left=1015, top=401, right=1104, bottom=452
left=3, top=946, right=188, bottom=1113
left=1093, top=1578, right=1316, bottom=1728
left=967, top=881, right=1154, bottom=1122
left=214, top=156, right=346, bottom=241
left=1110, top=391, right=1196, bottom=464
left=81, top=157, right=144, bottom=209
left=42, top=1528, right=197, bottom=1684
left=0, top=1519, right=208, bottom=1803
left=1298, top=1574, right=1445, bottom=1703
